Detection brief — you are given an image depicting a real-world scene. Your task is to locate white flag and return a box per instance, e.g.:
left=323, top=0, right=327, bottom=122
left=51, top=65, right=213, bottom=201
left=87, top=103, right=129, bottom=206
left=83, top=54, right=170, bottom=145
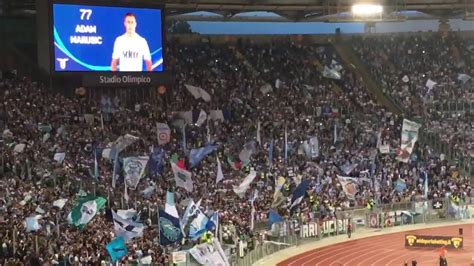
left=233, top=171, right=257, bottom=198
left=216, top=156, right=224, bottom=184
left=112, top=210, right=144, bottom=242
left=337, top=175, right=359, bottom=200
left=199, top=88, right=212, bottom=102
left=123, top=156, right=149, bottom=190
left=185, top=84, right=212, bottom=102
left=53, top=198, right=68, bottom=209
left=156, top=123, right=171, bottom=145
left=196, top=110, right=207, bottom=126
left=426, top=79, right=437, bottom=91
left=112, top=134, right=139, bottom=153
left=53, top=152, right=66, bottom=163
left=185, top=84, right=201, bottom=99
left=171, top=162, right=194, bottom=192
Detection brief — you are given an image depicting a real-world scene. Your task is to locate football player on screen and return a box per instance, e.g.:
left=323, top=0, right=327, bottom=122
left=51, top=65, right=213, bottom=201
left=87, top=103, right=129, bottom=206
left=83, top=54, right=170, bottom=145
left=111, top=13, right=152, bottom=72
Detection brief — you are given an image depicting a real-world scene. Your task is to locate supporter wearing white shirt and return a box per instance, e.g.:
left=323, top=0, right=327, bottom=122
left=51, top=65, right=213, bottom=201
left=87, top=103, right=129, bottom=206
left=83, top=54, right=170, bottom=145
left=111, top=13, right=152, bottom=72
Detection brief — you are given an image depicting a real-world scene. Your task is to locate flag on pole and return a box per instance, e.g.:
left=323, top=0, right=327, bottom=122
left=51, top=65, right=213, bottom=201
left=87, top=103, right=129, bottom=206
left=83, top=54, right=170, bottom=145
left=67, top=195, right=106, bottom=229
left=206, top=211, right=219, bottom=236
left=233, top=171, right=257, bottom=198
left=216, top=156, right=224, bottom=184
left=123, top=156, right=149, bottom=190
left=268, top=209, right=283, bottom=229
left=181, top=199, right=201, bottom=233
left=112, top=210, right=144, bottom=242
left=227, top=156, right=244, bottom=170
left=189, top=144, right=218, bottom=168
left=396, top=119, right=421, bottom=163
left=337, top=175, right=359, bottom=200
left=159, top=209, right=183, bottom=245
left=290, top=179, right=310, bottom=209
left=106, top=237, right=128, bottom=262
left=165, top=191, right=179, bottom=219
left=156, top=123, right=171, bottom=146
left=189, top=210, right=209, bottom=240
left=171, top=162, right=194, bottom=192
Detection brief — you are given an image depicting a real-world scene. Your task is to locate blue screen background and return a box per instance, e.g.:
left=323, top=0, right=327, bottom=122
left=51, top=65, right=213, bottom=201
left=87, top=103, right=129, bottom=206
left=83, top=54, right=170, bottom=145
left=53, top=4, right=164, bottom=72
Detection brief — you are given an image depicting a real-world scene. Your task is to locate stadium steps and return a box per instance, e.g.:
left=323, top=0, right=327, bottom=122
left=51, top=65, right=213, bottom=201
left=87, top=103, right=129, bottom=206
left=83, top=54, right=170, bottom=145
left=332, top=43, right=402, bottom=115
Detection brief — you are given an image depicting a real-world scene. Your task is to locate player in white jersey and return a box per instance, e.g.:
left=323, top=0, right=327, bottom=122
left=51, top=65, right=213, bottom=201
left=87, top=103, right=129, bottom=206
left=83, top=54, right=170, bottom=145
left=111, top=13, right=152, bottom=72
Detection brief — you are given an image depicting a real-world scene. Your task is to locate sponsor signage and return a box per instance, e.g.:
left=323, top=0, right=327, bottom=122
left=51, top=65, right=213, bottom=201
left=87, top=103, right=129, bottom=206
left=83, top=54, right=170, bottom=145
left=82, top=72, right=171, bottom=87
left=300, top=219, right=349, bottom=238
left=405, top=235, right=463, bottom=249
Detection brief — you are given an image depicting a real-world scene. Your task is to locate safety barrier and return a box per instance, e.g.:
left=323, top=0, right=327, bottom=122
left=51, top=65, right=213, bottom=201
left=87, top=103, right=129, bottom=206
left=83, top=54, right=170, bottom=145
left=234, top=198, right=470, bottom=266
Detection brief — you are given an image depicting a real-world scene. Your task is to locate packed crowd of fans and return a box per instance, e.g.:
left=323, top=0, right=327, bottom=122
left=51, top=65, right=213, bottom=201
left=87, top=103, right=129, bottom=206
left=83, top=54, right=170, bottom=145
left=353, top=32, right=474, bottom=159
left=0, top=39, right=471, bottom=264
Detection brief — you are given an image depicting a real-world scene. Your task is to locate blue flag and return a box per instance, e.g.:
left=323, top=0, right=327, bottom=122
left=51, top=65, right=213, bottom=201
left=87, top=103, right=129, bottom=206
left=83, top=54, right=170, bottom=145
left=268, top=209, right=283, bottom=229
left=149, top=147, right=166, bottom=177
left=205, top=211, right=219, bottom=233
left=189, top=144, right=218, bottom=168
left=106, top=237, right=128, bottom=262
left=159, top=209, right=183, bottom=245
left=290, top=179, right=310, bottom=209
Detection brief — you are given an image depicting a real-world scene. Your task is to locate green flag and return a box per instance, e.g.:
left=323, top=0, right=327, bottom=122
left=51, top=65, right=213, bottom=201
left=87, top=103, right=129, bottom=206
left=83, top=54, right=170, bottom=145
left=67, top=195, right=106, bottom=229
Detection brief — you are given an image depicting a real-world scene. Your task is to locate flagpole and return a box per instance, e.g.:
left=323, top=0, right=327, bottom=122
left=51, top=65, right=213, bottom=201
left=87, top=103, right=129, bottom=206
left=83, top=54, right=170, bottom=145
left=284, top=124, right=288, bottom=163
left=112, top=151, right=118, bottom=189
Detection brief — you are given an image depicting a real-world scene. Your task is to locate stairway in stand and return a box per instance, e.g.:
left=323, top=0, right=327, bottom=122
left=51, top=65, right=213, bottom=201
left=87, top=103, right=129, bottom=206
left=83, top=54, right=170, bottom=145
left=332, top=42, right=402, bottom=115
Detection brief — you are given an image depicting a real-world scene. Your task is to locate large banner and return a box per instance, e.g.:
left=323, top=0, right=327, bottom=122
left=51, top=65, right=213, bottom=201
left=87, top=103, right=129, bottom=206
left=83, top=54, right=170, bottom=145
left=299, top=219, right=349, bottom=239
left=396, top=119, right=421, bottom=163
left=405, top=235, right=463, bottom=249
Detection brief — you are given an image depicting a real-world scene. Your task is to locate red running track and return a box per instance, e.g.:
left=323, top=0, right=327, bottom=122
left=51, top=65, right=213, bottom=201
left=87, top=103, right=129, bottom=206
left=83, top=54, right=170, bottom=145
left=277, top=224, right=474, bottom=266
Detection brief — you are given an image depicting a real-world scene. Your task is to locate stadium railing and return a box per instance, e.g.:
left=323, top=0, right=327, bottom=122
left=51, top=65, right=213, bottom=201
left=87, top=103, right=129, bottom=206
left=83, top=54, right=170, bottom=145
left=233, top=198, right=470, bottom=266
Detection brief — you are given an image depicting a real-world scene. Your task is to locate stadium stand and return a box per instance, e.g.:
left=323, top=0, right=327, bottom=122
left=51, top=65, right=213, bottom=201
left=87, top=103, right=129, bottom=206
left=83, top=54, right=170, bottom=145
left=0, top=38, right=472, bottom=264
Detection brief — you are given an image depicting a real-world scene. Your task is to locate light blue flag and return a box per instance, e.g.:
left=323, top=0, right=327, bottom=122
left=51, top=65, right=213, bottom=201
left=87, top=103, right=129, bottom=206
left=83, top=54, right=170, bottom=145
left=106, top=237, right=128, bottom=262
left=181, top=199, right=201, bottom=233
left=395, top=178, right=407, bottom=192
left=189, top=210, right=209, bottom=240
left=189, top=144, right=218, bottom=168
left=268, top=209, right=283, bottom=229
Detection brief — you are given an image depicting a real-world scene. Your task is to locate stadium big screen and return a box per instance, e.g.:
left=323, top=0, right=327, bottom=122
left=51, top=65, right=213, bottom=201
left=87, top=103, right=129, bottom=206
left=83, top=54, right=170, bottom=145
left=52, top=2, right=164, bottom=73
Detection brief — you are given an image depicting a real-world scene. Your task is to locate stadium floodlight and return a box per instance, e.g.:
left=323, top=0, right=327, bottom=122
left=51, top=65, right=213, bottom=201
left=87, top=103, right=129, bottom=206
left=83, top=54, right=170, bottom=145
left=351, top=4, right=383, bottom=16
